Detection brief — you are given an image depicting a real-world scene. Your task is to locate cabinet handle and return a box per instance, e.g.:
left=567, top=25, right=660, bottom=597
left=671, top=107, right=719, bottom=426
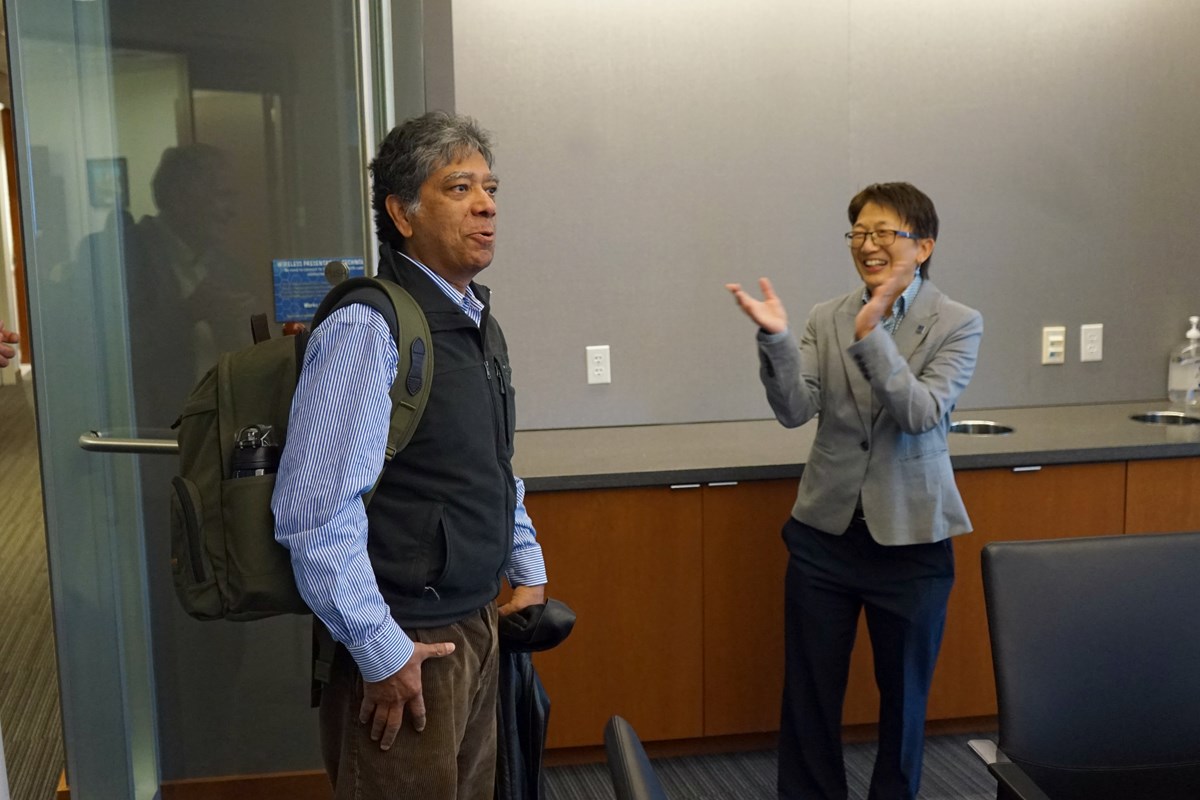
left=669, top=483, right=701, bottom=490
left=1011, top=466, right=1043, bottom=473
left=706, top=481, right=739, bottom=487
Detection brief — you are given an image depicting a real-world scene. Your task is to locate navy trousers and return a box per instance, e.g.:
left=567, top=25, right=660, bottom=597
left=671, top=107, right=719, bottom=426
left=778, top=516, right=955, bottom=800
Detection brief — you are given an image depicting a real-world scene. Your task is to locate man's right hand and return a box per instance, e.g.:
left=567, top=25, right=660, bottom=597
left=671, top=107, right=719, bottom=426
left=725, top=278, right=789, bottom=335
left=359, top=640, right=455, bottom=751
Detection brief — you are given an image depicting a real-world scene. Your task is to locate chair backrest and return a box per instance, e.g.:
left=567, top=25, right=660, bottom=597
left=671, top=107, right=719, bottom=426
left=604, top=715, right=670, bottom=800
left=982, top=532, right=1200, bottom=800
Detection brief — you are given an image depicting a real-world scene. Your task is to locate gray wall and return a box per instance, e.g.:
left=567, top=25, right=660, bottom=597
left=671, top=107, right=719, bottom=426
left=450, top=0, right=1200, bottom=430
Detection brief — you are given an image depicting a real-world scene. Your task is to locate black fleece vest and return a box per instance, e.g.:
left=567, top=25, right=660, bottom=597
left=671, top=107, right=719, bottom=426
left=366, top=247, right=516, bottom=627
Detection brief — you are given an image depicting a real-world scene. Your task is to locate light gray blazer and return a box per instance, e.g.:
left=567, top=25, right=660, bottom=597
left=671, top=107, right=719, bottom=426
left=758, top=281, right=983, bottom=545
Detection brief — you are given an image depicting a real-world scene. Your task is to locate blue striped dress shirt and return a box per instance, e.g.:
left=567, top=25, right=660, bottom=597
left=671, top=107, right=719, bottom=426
left=272, top=256, right=547, bottom=682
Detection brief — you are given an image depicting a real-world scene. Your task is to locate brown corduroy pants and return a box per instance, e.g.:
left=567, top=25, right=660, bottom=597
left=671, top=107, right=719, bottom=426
left=319, top=604, right=499, bottom=800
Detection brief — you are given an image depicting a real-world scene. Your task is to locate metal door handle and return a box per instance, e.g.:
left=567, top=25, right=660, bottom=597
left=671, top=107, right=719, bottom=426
left=78, top=431, right=179, bottom=455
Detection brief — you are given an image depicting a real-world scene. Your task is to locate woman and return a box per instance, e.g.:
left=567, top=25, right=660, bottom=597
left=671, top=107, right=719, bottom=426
left=726, top=182, right=982, bottom=800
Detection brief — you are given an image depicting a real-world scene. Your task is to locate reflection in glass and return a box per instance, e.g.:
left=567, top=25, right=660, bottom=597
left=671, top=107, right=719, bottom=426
left=124, top=143, right=256, bottom=427
left=97, top=1, right=370, bottom=781
left=8, top=0, right=407, bottom=791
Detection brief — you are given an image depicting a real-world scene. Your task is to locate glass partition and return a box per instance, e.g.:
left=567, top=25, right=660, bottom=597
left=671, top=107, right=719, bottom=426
left=5, top=0, right=423, bottom=794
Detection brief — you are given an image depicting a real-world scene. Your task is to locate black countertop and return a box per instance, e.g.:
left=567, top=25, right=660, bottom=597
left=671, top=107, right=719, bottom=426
left=512, top=401, right=1200, bottom=492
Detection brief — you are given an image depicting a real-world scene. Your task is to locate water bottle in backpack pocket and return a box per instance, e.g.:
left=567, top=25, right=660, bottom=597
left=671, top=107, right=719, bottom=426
left=231, top=424, right=281, bottom=477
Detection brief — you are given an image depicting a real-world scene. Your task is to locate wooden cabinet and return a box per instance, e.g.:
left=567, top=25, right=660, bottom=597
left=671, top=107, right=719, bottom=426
left=523, top=486, right=705, bottom=748
left=929, top=462, right=1127, bottom=720
left=700, top=479, right=880, bottom=729
left=524, top=457, right=1174, bottom=750
left=696, top=462, right=1132, bottom=731
left=1125, top=456, right=1200, bottom=534
left=700, top=480, right=794, bottom=736
left=526, top=480, right=799, bottom=746
left=742, top=463, right=1132, bottom=727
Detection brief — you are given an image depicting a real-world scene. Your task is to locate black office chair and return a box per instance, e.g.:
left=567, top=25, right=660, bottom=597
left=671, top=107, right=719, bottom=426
left=973, top=532, right=1200, bottom=799
left=604, top=715, right=670, bottom=800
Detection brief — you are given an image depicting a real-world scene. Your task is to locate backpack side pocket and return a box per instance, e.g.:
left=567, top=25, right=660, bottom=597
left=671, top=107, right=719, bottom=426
left=170, top=476, right=222, bottom=619
left=220, top=474, right=310, bottom=619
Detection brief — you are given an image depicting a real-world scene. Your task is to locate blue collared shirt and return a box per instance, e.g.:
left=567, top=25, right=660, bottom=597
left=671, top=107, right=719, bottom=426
left=399, top=251, right=486, bottom=325
left=862, top=273, right=923, bottom=336
left=272, top=256, right=546, bottom=682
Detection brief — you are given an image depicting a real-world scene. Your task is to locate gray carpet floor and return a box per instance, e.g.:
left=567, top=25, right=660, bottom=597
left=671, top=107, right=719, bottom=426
left=0, top=382, right=64, bottom=800
left=545, top=731, right=999, bottom=799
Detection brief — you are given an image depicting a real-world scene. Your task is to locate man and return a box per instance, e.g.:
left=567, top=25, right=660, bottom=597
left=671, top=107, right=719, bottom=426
left=125, top=144, right=256, bottom=426
left=0, top=321, right=18, bottom=368
left=273, top=112, right=548, bottom=799
left=727, top=183, right=982, bottom=800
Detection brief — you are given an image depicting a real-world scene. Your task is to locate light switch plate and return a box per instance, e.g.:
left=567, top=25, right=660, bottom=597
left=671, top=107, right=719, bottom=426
left=1042, top=326, right=1066, bottom=365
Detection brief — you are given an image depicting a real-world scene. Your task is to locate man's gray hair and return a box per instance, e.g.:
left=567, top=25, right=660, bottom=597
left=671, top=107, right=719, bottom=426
left=370, top=111, right=495, bottom=248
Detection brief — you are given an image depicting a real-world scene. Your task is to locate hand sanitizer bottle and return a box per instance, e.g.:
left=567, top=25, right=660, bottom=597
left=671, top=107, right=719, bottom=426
left=1167, top=316, right=1200, bottom=409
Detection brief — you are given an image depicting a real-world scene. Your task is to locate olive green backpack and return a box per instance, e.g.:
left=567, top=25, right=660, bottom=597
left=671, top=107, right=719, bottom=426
left=169, top=277, right=433, bottom=621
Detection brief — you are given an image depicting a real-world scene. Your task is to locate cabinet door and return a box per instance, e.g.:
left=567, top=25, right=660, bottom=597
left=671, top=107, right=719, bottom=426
left=700, top=480, right=882, bottom=730
left=523, top=486, right=705, bottom=748
left=700, top=479, right=795, bottom=735
left=929, top=463, right=1127, bottom=720
left=1126, top=457, right=1200, bottom=534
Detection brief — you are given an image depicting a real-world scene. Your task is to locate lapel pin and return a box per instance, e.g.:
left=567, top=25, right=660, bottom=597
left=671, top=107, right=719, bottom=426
left=915, top=324, right=926, bottom=334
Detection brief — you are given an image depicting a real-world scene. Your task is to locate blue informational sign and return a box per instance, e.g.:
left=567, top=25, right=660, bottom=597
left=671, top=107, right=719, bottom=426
left=272, top=257, right=366, bottom=322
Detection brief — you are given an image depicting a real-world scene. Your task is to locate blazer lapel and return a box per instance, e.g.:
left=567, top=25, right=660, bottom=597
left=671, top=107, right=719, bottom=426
left=894, top=281, right=941, bottom=362
left=834, top=294, right=874, bottom=434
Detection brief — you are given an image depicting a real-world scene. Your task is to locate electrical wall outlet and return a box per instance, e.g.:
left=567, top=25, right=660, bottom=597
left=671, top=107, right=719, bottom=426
left=1080, top=323, right=1103, bottom=362
left=586, top=345, right=611, bottom=384
left=1041, top=326, right=1066, bottom=365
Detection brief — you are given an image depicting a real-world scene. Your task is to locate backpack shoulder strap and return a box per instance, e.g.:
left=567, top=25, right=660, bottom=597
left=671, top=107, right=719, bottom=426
left=374, top=279, right=434, bottom=458
left=306, top=278, right=433, bottom=698
left=309, top=275, right=434, bottom=464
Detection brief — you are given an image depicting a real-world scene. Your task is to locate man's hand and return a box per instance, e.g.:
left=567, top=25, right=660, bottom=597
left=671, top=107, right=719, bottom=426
left=725, top=278, right=789, bottom=335
left=0, top=321, right=19, bottom=368
left=498, top=584, right=546, bottom=617
left=359, top=640, right=455, bottom=750
left=855, top=271, right=906, bottom=341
